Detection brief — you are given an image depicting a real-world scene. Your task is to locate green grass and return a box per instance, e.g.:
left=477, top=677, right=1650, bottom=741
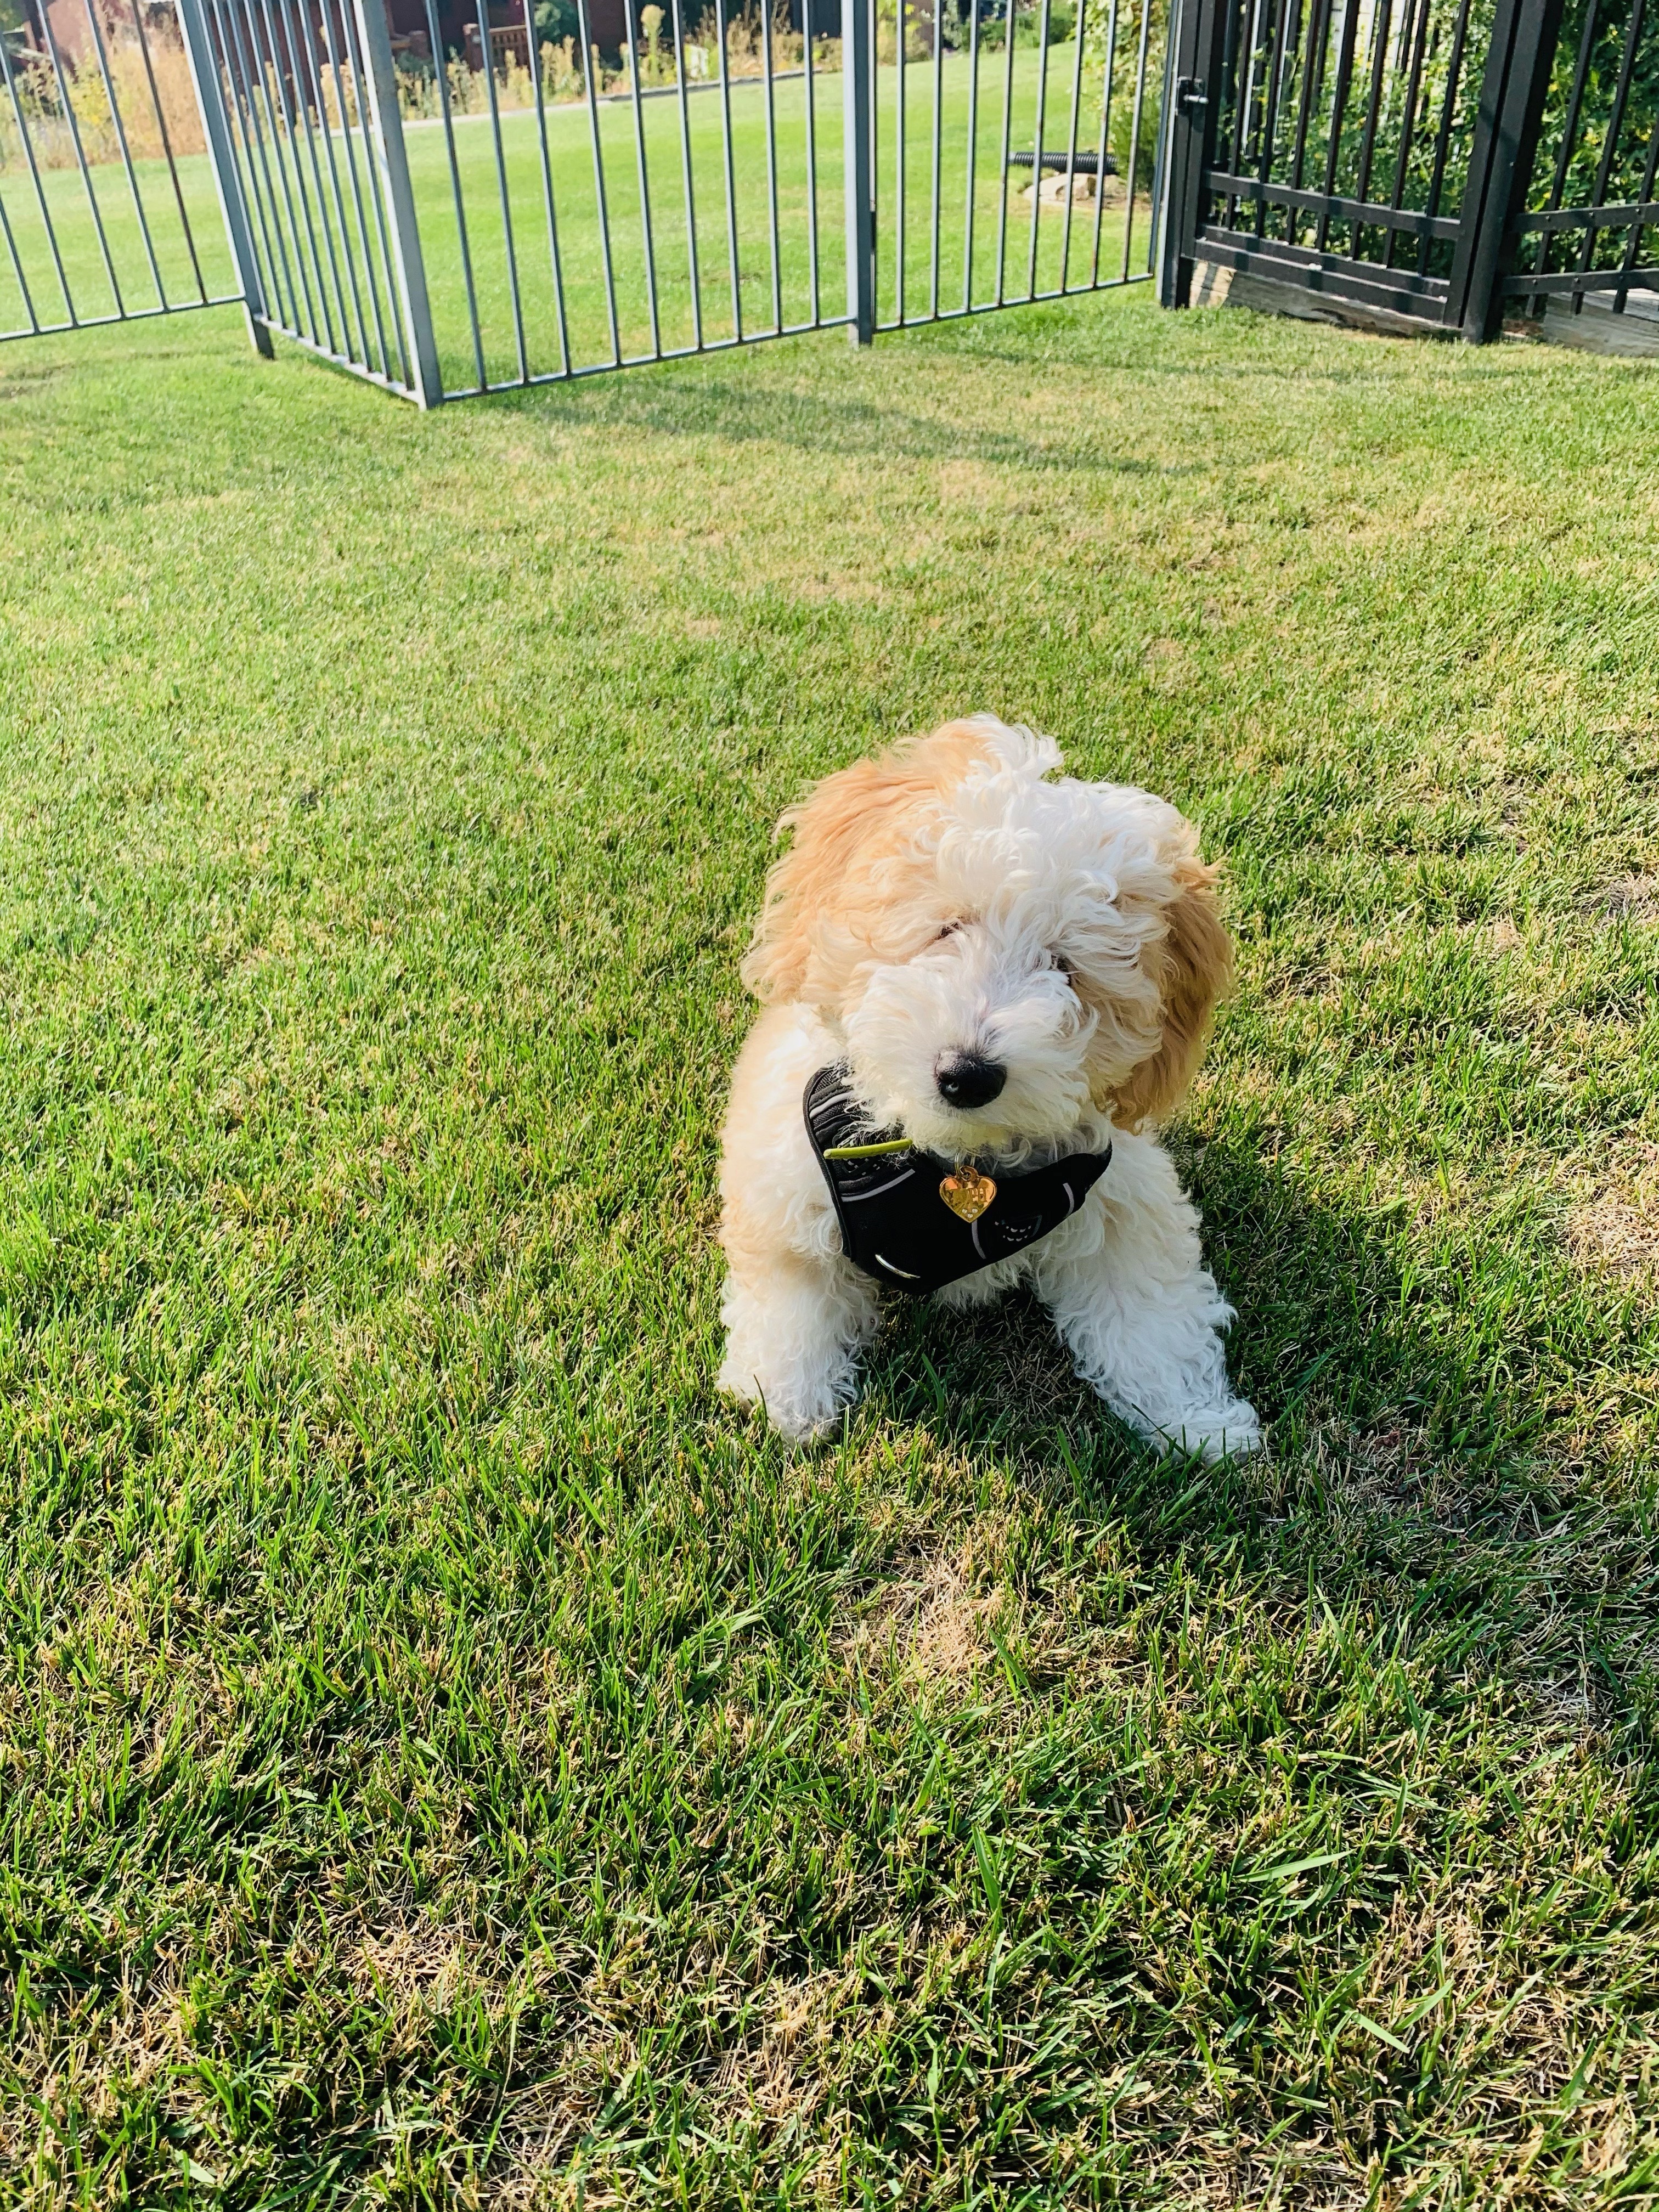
left=1, top=47, right=1153, bottom=391
left=3, top=289, right=1659, bottom=2207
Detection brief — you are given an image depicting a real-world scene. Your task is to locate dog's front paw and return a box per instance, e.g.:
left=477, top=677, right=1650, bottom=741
left=717, top=1349, right=854, bottom=1444
left=1151, top=1399, right=1263, bottom=1463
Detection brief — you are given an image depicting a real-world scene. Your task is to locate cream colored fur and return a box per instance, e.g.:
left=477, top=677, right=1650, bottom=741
left=717, top=715, right=1261, bottom=1456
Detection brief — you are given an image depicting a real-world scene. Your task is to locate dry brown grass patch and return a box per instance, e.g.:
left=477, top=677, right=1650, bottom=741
left=1565, top=1145, right=1659, bottom=1283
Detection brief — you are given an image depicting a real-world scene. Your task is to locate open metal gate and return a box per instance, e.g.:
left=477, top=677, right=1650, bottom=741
left=2, top=0, right=1170, bottom=400
left=0, top=0, right=245, bottom=343
left=1160, top=0, right=1659, bottom=343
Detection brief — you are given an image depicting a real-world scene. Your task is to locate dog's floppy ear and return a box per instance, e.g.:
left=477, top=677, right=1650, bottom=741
left=741, top=724, right=993, bottom=1003
left=1107, top=848, right=1233, bottom=1131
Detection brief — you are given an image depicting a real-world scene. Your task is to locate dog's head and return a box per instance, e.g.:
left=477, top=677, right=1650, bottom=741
left=742, top=716, right=1232, bottom=1158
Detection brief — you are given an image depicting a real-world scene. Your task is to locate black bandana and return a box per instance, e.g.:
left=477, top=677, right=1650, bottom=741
left=804, top=1063, right=1111, bottom=1297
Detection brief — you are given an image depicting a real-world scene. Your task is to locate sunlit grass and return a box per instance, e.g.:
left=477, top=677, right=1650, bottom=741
left=2, top=289, right=1658, bottom=2205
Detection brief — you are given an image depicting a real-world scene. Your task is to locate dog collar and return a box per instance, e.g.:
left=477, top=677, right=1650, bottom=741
left=804, top=1063, right=1111, bottom=1297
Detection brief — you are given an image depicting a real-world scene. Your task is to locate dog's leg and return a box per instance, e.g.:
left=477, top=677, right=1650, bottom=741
left=1032, top=1131, right=1260, bottom=1460
left=716, top=1005, right=882, bottom=1441
left=719, top=1249, right=880, bottom=1442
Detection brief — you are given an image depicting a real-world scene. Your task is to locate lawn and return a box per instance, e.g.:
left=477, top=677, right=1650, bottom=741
left=2, top=289, right=1658, bottom=2207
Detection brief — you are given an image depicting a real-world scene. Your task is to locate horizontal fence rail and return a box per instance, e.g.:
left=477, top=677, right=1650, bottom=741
left=0, top=0, right=240, bottom=340
left=1506, top=0, right=1659, bottom=332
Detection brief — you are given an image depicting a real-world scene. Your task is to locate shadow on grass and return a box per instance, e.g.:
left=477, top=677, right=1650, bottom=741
left=497, top=365, right=1210, bottom=475
left=851, top=1128, right=1659, bottom=1734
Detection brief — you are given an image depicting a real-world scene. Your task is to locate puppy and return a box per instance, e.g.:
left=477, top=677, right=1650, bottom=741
left=716, top=715, right=1260, bottom=1458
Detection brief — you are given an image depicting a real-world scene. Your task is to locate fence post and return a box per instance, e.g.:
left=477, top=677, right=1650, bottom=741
left=1158, top=0, right=1223, bottom=308
left=174, top=0, right=273, bottom=357
left=351, top=0, right=443, bottom=404
left=843, top=0, right=873, bottom=343
left=1444, top=0, right=1566, bottom=342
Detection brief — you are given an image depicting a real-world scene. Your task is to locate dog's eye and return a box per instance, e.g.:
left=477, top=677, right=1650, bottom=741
left=933, top=922, right=962, bottom=943
left=1052, top=951, right=1076, bottom=978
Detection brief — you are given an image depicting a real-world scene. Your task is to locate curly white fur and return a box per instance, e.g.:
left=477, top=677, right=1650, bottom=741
left=716, top=715, right=1261, bottom=1459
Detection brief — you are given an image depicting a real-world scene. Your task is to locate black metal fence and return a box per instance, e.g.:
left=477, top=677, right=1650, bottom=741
left=1161, top=0, right=1659, bottom=343
left=1509, top=0, right=1659, bottom=340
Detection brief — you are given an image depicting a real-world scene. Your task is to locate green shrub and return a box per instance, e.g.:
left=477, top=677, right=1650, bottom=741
left=535, top=0, right=579, bottom=45
left=971, top=0, right=1077, bottom=49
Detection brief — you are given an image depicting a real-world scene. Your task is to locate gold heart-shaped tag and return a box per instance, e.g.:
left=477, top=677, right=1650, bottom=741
left=939, top=1167, right=996, bottom=1222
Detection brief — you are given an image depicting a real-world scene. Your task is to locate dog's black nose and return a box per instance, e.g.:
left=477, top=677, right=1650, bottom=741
left=935, top=1052, right=1007, bottom=1110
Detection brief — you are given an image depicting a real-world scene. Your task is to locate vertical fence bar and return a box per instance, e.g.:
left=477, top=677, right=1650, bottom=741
left=218, top=0, right=301, bottom=332
left=477, top=0, right=529, bottom=380
left=1092, top=0, right=1120, bottom=286
left=575, top=0, right=622, bottom=361
left=759, top=0, right=782, bottom=328
left=868, top=0, right=879, bottom=308
left=323, top=0, right=397, bottom=380
left=337, top=0, right=411, bottom=379
left=177, top=0, right=274, bottom=350
left=1262, top=0, right=1300, bottom=228
left=622, top=0, right=662, bottom=356
left=895, top=0, right=907, bottom=318
left=1350, top=0, right=1396, bottom=253
left=1380, top=0, right=1431, bottom=266
left=963, top=0, right=981, bottom=306
left=715, top=0, right=743, bottom=336
left=669, top=0, right=704, bottom=346
left=1119, top=0, right=1153, bottom=275
left=844, top=0, right=875, bottom=336
left=351, top=0, right=441, bottom=398
left=1159, top=0, right=1186, bottom=270
left=331, top=0, right=402, bottom=376
left=0, top=31, right=75, bottom=324
left=1229, top=0, right=1266, bottom=226
left=252, top=0, right=324, bottom=345
left=1573, top=0, right=1646, bottom=300
left=425, top=0, right=488, bottom=386
left=1313, top=0, right=1361, bottom=249
left=1289, top=0, right=1332, bottom=198
left=1613, top=91, right=1659, bottom=310
left=994, top=0, right=1016, bottom=297
left=929, top=0, right=943, bottom=314
left=1446, top=0, right=1566, bottom=336
left=1160, top=0, right=1226, bottom=303
left=251, top=0, right=323, bottom=341
left=1525, top=0, right=1599, bottom=304
left=204, top=0, right=281, bottom=324
left=295, top=0, right=371, bottom=360
left=37, top=0, right=126, bottom=313
left=81, top=0, right=168, bottom=308
left=134, top=0, right=210, bottom=302
left=1255, top=0, right=1293, bottom=239
left=276, top=0, right=350, bottom=353
left=1025, top=0, right=1053, bottom=297
left=526, top=0, right=574, bottom=371
left=0, top=188, right=37, bottom=333
left=1058, top=0, right=1089, bottom=290
left=1416, top=0, right=1471, bottom=272
left=802, top=1, right=821, bottom=320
